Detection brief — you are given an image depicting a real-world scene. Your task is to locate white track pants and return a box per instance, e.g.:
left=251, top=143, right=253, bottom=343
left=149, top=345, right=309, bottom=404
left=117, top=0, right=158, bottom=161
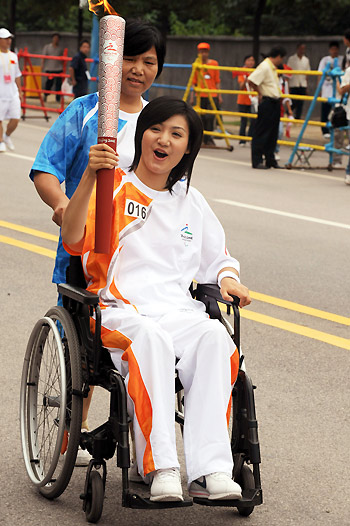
left=98, top=308, right=239, bottom=484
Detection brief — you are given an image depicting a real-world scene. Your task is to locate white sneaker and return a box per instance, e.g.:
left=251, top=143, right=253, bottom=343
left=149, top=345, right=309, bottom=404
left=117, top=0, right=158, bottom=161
left=345, top=173, right=350, bottom=185
left=150, top=468, right=183, bottom=502
left=75, top=429, right=91, bottom=466
left=323, top=133, right=331, bottom=139
left=0, top=142, right=6, bottom=152
left=333, top=162, right=342, bottom=168
left=274, top=153, right=280, bottom=160
left=189, top=472, right=242, bottom=500
left=75, top=446, right=91, bottom=466
left=346, top=144, right=350, bottom=150
left=3, top=134, right=14, bottom=150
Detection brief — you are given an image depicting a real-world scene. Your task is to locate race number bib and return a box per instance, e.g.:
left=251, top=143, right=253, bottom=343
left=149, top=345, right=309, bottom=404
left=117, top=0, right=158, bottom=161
left=4, top=74, right=11, bottom=84
left=124, top=199, right=148, bottom=220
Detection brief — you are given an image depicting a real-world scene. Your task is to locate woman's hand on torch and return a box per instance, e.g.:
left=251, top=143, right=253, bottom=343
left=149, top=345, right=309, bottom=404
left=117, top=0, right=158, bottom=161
left=86, top=143, right=119, bottom=179
left=62, top=144, right=118, bottom=248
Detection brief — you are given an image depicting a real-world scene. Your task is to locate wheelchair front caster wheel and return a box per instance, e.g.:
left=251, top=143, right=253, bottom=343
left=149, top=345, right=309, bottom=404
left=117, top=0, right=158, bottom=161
left=237, top=465, right=255, bottom=517
left=85, top=471, right=104, bottom=523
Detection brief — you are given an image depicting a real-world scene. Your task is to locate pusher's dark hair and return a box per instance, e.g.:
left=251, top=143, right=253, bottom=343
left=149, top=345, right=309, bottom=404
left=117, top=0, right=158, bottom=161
left=130, top=96, right=203, bottom=192
left=124, top=19, right=166, bottom=78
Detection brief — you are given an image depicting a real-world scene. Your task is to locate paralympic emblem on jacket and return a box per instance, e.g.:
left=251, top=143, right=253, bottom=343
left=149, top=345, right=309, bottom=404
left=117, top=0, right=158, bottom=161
left=180, top=224, right=193, bottom=246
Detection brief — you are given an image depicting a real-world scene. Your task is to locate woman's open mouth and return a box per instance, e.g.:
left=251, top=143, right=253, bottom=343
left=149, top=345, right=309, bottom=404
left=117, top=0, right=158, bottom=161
left=154, top=149, right=168, bottom=159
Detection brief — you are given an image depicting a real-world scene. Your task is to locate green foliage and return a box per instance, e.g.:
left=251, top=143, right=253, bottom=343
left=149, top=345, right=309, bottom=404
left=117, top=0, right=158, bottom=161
left=2, top=0, right=350, bottom=36
left=2, top=0, right=92, bottom=33
left=169, top=11, right=230, bottom=36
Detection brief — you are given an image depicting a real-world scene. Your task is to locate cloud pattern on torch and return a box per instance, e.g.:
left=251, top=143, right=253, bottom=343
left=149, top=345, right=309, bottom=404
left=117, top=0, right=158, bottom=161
left=98, top=15, right=125, bottom=139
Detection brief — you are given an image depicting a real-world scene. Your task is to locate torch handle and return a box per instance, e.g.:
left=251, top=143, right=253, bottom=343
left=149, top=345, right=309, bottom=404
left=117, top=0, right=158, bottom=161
left=94, top=137, right=117, bottom=254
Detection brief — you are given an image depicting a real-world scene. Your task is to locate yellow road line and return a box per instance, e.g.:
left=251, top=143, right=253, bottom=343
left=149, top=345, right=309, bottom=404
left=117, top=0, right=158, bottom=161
left=1, top=228, right=349, bottom=350
left=0, top=235, right=56, bottom=259
left=250, top=291, right=350, bottom=326
left=0, top=220, right=59, bottom=242
left=240, top=309, right=350, bottom=351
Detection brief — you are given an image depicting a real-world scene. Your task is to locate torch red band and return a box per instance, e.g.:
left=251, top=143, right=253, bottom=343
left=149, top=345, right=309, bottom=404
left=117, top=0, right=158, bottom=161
left=95, top=136, right=117, bottom=254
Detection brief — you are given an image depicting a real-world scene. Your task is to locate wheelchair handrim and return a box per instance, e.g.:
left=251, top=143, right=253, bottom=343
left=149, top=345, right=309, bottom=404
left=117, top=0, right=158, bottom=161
left=20, top=317, right=67, bottom=487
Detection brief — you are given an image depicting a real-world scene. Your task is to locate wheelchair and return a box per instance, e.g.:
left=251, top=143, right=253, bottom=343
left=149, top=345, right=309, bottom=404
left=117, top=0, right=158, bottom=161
left=20, top=256, right=263, bottom=523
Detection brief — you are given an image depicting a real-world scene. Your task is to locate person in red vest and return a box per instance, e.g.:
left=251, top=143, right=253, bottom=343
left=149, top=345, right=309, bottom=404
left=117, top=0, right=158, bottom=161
left=191, top=42, right=222, bottom=145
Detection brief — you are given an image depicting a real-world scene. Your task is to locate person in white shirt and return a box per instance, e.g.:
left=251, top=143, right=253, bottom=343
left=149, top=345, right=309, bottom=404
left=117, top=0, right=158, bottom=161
left=318, top=41, right=343, bottom=138
left=0, top=28, right=22, bottom=152
left=287, top=42, right=310, bottom=119
left=338, top=66, right=350, bottom=184
left=62, top=96, right=251, bottom=503
left=343, top=29, right=350, bottom=68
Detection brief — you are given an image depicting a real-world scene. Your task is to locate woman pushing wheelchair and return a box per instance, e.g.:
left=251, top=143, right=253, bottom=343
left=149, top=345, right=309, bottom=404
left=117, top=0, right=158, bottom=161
left=61, top=96, right=251, bottom=502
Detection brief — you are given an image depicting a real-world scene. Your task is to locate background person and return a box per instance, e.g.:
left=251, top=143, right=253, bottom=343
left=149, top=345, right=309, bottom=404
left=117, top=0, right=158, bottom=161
left=338, top=65, right=350, bottom=184
left=248, top=46, right=286, bottom=169
left=191, top=42, right=222, bottom=146
left=69, top=39, right=91, bottom=99
left=235, top=54, right=256, bottom=146
left=318, top=41, right=343, bottom=139
left=275, top=64, right=293, bottom=161
left=287, top=42, right=310, bottom=120
left=41, top=33, right=63, bottom=103
left=343, top=29, right=350, bottom=68
left=0, top=27, right=22, bottom=152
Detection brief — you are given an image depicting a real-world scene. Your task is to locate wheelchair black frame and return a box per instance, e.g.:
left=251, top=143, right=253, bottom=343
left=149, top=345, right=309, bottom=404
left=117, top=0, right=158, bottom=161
left=57, top=279, right=262, bottom=514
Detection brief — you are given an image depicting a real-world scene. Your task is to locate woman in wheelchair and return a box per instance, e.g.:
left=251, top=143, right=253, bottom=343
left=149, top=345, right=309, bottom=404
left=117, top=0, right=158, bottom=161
left=61, top=96, right=251, bottom=503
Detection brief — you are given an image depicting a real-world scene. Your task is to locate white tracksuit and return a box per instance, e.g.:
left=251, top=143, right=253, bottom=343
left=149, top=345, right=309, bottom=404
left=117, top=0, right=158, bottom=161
left=65, top=169, right=240, bottom=483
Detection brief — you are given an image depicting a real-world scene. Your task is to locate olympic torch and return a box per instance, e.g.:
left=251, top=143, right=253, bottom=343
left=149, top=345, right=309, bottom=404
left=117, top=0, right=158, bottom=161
left=88, top=0, right=125, bottom=253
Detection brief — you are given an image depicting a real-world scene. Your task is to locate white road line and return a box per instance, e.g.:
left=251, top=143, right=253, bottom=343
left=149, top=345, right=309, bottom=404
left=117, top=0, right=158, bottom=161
left=214, top=198, right=350, bottom=230
left=198, top=154, right=343, bottom=181
left=3, top=152, right=35, bottom=162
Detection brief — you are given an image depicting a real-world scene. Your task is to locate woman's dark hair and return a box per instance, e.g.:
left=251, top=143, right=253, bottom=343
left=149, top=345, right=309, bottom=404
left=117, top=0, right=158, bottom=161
left=130, top=96, right=203, bottom=192
left=124, top=19, right=166, bottom=78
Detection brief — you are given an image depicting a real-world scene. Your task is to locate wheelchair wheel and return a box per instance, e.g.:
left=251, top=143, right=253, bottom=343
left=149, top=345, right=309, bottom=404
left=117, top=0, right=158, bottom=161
left=20, top=306, right=83, bottom=499
left=85, top=470, right=104, bottom=523
left=237, top=465, right=255, bottom=517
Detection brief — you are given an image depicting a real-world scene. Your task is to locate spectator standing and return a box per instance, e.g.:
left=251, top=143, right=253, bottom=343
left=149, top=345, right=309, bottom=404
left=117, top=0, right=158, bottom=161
left=41, top=33, right=63, bottom=102
left=235, top=55, right=256, bottom=146
left=0, top=28, right=22, bottom=152
left=69, top=39, right=91, bottom=99
left=287, top=42, right=310, bottom=119
left=338, top=65, right=350, bottom=184
left=191, top=42, right=222, bottom=145
left=248, top=47, right=286, bottom=169
left=343, top=29, right=350, bottom=68
left=275, top=65, right=293, bottom=160
left=318, top=41, right=343, bottom=139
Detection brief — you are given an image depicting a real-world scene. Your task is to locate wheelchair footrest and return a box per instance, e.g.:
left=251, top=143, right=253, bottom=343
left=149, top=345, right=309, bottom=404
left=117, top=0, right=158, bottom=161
left=193, top=488, right=262, bottom=507
left=123, top=491, right=193, bottom=509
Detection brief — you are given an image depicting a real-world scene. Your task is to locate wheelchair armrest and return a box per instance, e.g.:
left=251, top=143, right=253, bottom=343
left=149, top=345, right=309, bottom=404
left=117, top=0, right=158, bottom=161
left=58, top=283, right=100, bottom=306
left=196, top=283, right=240, bottom=306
